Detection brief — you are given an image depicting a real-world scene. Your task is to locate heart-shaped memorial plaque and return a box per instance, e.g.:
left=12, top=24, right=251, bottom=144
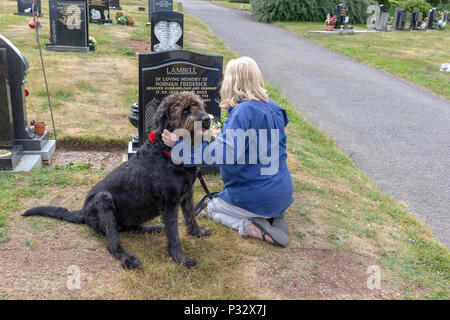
left=154, top=21, right=182, bottom=51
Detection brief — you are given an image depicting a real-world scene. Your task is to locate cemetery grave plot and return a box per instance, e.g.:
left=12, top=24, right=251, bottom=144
left=88, top=0, right=112, bottom=24
left=109, top=0, right=121, bottom=10
left=46, top=0, right=94, bottom=53
left=15, top=0, right=42, bottom=17
left=0, top=35, right=56, bottom=171
left=147, top=0, right=174, bottom=25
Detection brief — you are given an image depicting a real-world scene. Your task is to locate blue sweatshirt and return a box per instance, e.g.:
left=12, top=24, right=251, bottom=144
left=171, top=99, right=293, bottom=218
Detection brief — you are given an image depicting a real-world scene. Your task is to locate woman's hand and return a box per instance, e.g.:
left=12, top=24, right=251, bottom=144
left=162, top=129, right=177, bottom=148
left=212, top=128, right=221, bottom=138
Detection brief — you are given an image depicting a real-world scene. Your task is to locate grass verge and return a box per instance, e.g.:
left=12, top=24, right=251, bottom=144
left=274, top=21, right=450, bottom=99
left=205, top=0, right=251, bottom=11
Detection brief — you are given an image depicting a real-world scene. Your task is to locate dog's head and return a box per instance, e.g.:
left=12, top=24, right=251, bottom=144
left=154, top=91, right=212, bottom=141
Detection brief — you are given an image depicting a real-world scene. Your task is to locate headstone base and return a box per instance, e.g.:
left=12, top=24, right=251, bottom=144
left=90, top=19, right=113, bottom=24
left=45, top=44, right=94, bottom=53
left=23, top=140, right=56, bottom=164
left=14, top=130, right=49, bottom=151
left=308, top=30, right=383, bottom=35
left=14, top=12, right=43, bottom=17
left=12, top=154, right=42, bottom=172
left=128, top=141, right=137, bottom=160
left=0, top=145, right=23, bottom=170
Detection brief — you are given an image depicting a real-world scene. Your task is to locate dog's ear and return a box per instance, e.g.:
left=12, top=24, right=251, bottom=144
left=154, top=99, right=171, bottom=135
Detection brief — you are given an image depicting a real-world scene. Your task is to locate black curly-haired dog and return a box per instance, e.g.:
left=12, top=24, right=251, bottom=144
left=23, top=92, right=212, bottom=269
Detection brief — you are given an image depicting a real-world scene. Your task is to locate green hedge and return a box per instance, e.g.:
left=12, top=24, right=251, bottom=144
left=250, top=0, right=378, bottom=23
left=229, top=0, right=250, bottom=3
left=427, top=0, right=450, bottom=9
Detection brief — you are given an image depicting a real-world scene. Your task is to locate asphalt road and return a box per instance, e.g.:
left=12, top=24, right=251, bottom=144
left=181, top=0, right=450, bottom=246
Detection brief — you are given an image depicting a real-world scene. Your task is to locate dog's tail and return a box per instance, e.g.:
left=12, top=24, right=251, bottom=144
left=22, top=206, right=85, bottom=224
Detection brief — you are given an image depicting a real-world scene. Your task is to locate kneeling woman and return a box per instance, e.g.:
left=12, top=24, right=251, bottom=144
left=162, top=57, right=293, bottom=247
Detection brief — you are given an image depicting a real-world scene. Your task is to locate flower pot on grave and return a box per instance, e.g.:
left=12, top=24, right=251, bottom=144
left=126, top=20, right=134, bottom=26
left=30, top=120, right=46, bottom=136
left=325, top=25, right=335, bottom=31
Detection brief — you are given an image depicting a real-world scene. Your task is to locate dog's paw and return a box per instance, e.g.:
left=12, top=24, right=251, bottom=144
left=121, top=255, right=142, bottom=269
left=192, top=227, right=211, bottom=237
left=172, top=252, right=198, bottom=267
left=182, top=257, right=198, bottom=268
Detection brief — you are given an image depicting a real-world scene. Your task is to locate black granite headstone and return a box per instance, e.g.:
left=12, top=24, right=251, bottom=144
left=148, top=0, right=153, bottom=24
left=427, top=8, right=440, bottom=29
left=109, top=0, right=121, bottom=10
left=0, top=35, right=50, bottom=169
left=410, top=11, right=423, bottom=30
left=0, top=47, right=23, bottom=170
left=138, top=50, right=223, bottom=146
left=151, top=11, right=183, bottom=52
left=46, top=0, right=93, bottom=52
left=153, top=0, right=173, bottom=12
left=15, top=0, right=42, bottom=17
left=0, top=49, right=12, bottom=149
left=335, top=3, right=349, bottom=28
left=88, top=0, right=112, bottom=24
left=394, top=8, right=408, bottom=30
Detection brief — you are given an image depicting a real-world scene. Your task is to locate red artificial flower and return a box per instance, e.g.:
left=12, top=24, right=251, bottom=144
left=149, top=131, right=156, bottom=144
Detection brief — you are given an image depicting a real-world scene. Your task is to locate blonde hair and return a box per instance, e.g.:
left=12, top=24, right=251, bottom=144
left=220, top=57, right=269, bottom=108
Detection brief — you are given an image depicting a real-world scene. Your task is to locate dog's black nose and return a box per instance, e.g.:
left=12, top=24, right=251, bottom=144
left=201, top=114, right=211, bottom=128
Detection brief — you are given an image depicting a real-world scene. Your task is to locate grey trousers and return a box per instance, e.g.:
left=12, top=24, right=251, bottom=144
left=206, top=197, right=268, bottom=236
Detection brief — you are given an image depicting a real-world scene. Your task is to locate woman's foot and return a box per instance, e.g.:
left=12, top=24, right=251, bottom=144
left=244, top=223, right=274, bottom=243
left=250, top=218, right=290, bottom=247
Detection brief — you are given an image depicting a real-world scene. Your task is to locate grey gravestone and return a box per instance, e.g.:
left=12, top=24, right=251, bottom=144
left=151, top=11, right=183, bottom=52
left=110, top=0, right=121, bottom=9
left=375, top=4, right=388, bottom=31
left=46, top=0, right=94, bottom=52
left=442, top=10, right=448, bottom=23
left=88, top=0, right=112, bottom=24
left=135, top=50, right=223, bottom=151
left=427, top=8, right=440, bottom=29
left=0, top=35, right=56, bottom=170
left=15, top=0, right=42, bottom=17
left=394, top=8, right=408, bottom=30
left=410, top=11, right=423, bottom=30
left=0, top=47, right=23, bottom=170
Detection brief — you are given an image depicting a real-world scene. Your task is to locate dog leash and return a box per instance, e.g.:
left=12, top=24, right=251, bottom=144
left=194, top=169, right=219, bottom=216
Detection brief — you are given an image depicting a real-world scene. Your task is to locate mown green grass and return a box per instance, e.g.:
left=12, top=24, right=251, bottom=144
left=274, top=21, right=450, bottom=99
left=267, top=82, right=449, bottom=299
left=205, top=0, right=251, bottom=11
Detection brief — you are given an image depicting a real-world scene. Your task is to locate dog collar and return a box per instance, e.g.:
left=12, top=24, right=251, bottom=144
left=149, top=131, right=171, bottom=156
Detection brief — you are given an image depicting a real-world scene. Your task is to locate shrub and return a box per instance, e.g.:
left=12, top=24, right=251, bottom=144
left=390, top=0, right=433, bottom=13
left=250, top=0, right=378, bottom=24
left=427, top=0, right=450, bottom=10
